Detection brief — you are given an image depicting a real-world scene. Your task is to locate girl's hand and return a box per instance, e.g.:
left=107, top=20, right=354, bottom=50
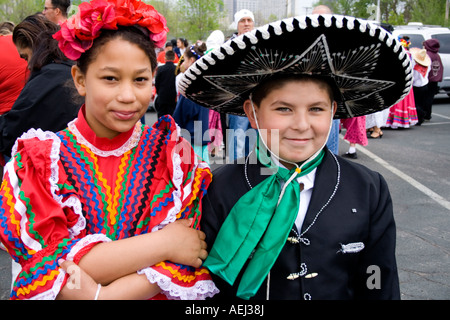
left=159, top=219, right=208, bottom=268
left=56, top=259, right=100, bottom=300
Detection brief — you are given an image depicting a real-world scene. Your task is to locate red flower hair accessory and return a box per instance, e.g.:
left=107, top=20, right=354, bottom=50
left=53, top=0, right=168, bottom=60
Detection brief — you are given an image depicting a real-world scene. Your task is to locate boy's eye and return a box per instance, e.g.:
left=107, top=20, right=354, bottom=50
left=310, top=106, right=326, bottom=112
left=276, top=107, right=291, bottom=112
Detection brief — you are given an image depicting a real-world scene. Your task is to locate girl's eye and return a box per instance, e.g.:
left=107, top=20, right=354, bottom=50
left=135, top=77, right=149, bottom=83
left=103, top=76, right=117, bottom=81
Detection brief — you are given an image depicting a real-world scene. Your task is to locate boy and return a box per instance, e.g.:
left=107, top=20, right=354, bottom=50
left=179, top=14, right=412, bottom=299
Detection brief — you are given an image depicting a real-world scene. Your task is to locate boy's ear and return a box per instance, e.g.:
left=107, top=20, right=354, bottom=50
left=332, top=101, right=338, bottom=117
left=243, top=100, right=258, bottom=130
left=71, top=65, right=87, bottom=97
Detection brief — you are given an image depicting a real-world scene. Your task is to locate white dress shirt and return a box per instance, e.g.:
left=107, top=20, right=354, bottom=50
left=271, top=156, right=317, bottom=233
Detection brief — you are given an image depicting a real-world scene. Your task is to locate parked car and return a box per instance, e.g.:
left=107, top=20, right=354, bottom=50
left=392, top=23, right=450, bottom=97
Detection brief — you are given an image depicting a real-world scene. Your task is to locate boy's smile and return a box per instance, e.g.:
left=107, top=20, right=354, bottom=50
left=244, top=79, right=336, bottom=169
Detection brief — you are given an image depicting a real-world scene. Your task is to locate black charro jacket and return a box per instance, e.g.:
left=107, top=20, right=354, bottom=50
left=201, top=148, right=400, bottom=300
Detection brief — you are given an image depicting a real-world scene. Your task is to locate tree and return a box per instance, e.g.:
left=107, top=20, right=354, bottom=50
left=0, top=0, right=44, bottom=24
left=176, top=0, right=224, bottom=41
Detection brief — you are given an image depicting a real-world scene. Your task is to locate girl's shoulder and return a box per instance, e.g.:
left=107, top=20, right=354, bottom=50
left=8, top=129, right=62, bottom=187
left=11, top=128, right=61, bottom=158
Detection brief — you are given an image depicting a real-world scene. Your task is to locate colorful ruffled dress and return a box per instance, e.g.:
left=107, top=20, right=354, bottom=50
left=385, top=52, right=418, bottom=129
left=0, top=106, right=218, bottom=300
left=385, top=88, right=418, bottom=128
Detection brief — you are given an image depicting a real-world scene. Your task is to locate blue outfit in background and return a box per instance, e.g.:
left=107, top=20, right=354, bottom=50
left=173, top=95, right=211, bottom=163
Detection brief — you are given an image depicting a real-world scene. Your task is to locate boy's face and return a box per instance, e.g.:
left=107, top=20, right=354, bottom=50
left=72, top=38, right=153, bottom=139
left=244, top=80, right=336, bottom=169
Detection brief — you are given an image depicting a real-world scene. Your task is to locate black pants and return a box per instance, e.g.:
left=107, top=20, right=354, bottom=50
left=413, top=85, right=428, bottom=125
left=155, top=98, right=176, bottom=119
left=424, top=82, right=439, bottom=120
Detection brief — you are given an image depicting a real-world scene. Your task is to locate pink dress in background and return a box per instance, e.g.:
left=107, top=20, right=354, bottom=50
left=341, top=116, right=368, bottom=146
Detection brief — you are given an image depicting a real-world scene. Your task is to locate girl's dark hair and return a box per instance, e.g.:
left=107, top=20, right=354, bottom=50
left=13, top=13, right=67, bottom=72
left=251, top=74, right=337, bottom=107
left=28, top=30, right=71, bottom=72
left=77, top=26, right=157, bottom=74
left=184, top=42, right=207, bottom=60
left=178, top=37, right=189, bottom=47
left=13, top=13, right=57, bottom=51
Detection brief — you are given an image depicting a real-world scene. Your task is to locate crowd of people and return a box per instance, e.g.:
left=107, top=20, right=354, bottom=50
left=0, top=0, right=444, bottom=301
left=153, top=4, right=444, bottom=163
left=340, top=33, right=443, bottom=159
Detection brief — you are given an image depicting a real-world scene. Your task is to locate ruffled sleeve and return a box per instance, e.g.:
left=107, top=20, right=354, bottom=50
left=0, top=129, right=110, bottom=300
left=136, top=116, right=219, bottom=300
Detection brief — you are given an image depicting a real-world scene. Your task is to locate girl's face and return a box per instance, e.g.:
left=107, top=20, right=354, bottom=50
left=72, top=37, right=153, bottom=139
left=180, top=54, right=195, bottom=73
left=244, top=80, right=336, bottom=169
left=16, top=45, right=32, bottom=66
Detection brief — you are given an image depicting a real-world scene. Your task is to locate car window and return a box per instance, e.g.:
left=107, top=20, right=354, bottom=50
left=395, top=33, right=425, bottom=48
left=432, top=34, right=450, bottom=54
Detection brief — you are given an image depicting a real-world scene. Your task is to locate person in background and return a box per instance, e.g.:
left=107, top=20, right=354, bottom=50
left=176, top=37, right=189, bottom=58
left=173, top=42, right=211, bottom=164
left=0, top=21, right=29, bottom=180
left=228, top=9, right=257, bottom=161
left=205, top=30, right=225, bottom=158
left=43, top=0, right=70, bottom=25
left=154, top=50, right=177, bottom=118
left=410, top=47, right=431, bottom=125
left=423, top=39, right=443, bottom=121
left=0, top=21, right=15, bottom=35
left=0, top=21, right=29, bottom=116
left=385, top=36, right=419, bottom=129
left=157, top=41, right=179, bottom=65
left=0, top=14, right=81, bottom=165
left=341, top=115, right=368, bottom=159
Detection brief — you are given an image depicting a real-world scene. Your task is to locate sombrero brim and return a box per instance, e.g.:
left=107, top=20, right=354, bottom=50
left=179, top=14, right=413, bottom=119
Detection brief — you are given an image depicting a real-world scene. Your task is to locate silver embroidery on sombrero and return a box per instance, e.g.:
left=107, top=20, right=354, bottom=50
left=200, top=34, right=395, bottom=117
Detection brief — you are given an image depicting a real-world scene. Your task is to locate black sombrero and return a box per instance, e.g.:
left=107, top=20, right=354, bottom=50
left=178, top=14, right=413, bottom=119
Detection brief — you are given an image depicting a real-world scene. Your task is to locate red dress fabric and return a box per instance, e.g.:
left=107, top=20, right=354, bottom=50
left=0, top=35, right=29, bottom=114
left=0, top=107, right=218, bottom=300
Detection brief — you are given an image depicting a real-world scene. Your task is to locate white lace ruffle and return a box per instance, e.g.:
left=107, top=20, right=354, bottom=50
left=137, top=266, right=219, bottom=300
left=67, top=120, right=143, bottom=157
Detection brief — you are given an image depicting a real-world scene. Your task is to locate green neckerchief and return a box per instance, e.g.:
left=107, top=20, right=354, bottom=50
left=204, top=139, right=325, bottom=299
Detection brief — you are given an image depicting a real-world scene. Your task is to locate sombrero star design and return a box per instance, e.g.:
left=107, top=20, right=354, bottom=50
left=178, top=14, right=413, bottom=118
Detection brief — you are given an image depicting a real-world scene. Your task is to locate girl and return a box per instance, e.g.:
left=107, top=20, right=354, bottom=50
left=179, top=15, right=412, bottom=299
left=0, top=0, right=217, bottom=300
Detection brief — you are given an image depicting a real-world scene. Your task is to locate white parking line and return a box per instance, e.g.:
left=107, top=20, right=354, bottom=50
left=432, top=112, right=450, bottom=120
left=422, top=122, right=450, bottom=126
left=355, top=145, right=450, bottom=211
